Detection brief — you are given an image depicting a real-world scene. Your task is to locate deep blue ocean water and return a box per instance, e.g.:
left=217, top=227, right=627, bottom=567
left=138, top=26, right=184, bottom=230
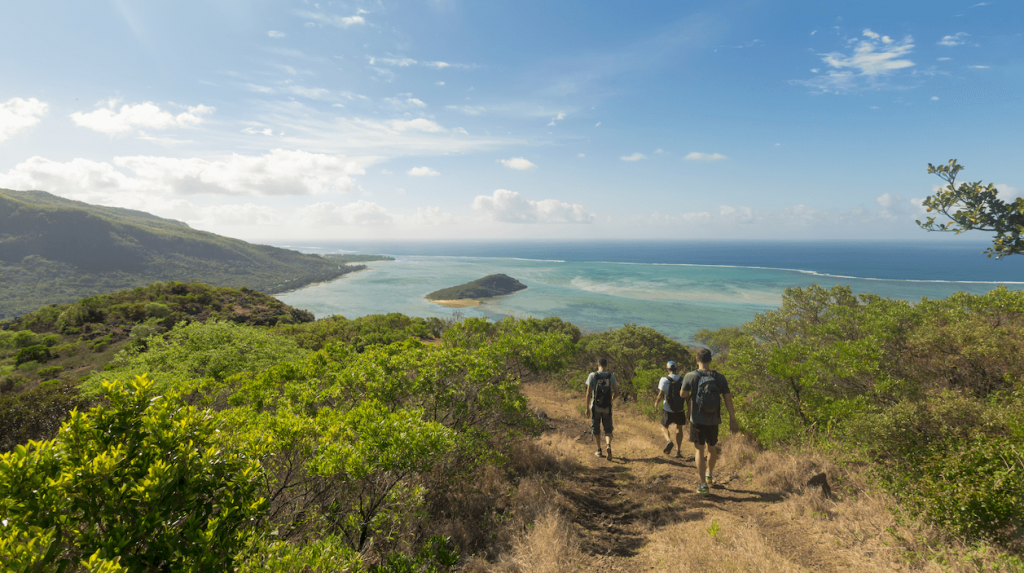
left=275, top=240, right=1023, bottom=342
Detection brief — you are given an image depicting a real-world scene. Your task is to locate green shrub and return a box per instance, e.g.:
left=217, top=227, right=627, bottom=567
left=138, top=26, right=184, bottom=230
left=16, top=344, right=51, bottom=366
left=36, top=365, right=63, bottom=379
left=0, top=376, right=265, bottom=571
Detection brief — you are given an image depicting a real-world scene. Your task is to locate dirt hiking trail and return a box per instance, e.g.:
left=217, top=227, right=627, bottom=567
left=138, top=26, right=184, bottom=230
left=518, top=380, right=872, bottom=573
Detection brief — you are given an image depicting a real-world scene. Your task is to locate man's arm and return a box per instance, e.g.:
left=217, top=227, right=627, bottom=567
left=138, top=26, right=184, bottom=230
left=680, top=378, right=691, bottom=399
left=654, top=390, right=665, bottom=409
left=724, top=393, right=739, bottom=433
left=585, top=386, right=593, bottom=417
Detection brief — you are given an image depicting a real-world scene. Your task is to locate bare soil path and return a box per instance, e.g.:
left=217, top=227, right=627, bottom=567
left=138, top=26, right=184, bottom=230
left=523, top=380, right=855, bottom=572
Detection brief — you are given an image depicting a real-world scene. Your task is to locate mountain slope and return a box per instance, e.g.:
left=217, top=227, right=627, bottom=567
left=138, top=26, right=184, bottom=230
left=0, top=189, right=361, bottom=319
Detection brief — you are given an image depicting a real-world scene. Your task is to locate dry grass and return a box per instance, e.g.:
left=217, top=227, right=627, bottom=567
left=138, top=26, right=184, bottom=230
left=647, top=511, right=813, bottom=573
left=485, top=510, right=584, bottom=573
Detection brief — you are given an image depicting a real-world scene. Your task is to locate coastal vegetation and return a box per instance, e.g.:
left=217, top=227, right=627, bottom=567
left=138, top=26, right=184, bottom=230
left=0, top=190, right=376, bottom=319
left=425, top=274, right=527, bottom=302
left=1, top=280, right=1022, bottom=570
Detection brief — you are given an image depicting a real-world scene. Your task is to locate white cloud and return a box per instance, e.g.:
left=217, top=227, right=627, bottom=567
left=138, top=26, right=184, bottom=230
left=387, top=118, right=444, bottom=132
left=70, top=101, right=213, bottom=134
left=655, top=149, right=665, bottom=154
left=938, top=57, right=952, bottom=61
left=499, top=157, right=537, bottom=170
left=0, top=97, right=48, bottom=142
left=242, top=127, right=274, bottom=135
left=547, top=112, right=566, bottom=126
left=938, top=32, right=969, bottom=47
left=294, top=200, right=392, bottom=226
left=685, top=152, right=726, bottom=161
left=995, top=183, right=1021, bottom=201
left=281, top=85, right=331, bottom=99
left=0, top=150, right=367, bottom=197
left=425, top=61, right=451, bottom=69
left=719, top=205, right=756, bottom=224
left=595, top=122, right=601, bottom=127
left=621, top=153, right=646, bottom=161
left=268, top=30, right=285, bottom=38
left=202, top=203, right=279, bottom=226
left=371, top=56, right=417, bottom=67
left=408, top=166, right=440, bottom=177
left=297, top=11, right=365, bottom=28
left=435, top=81, right=445, bottom=86
left=875, top=193, right=907, bottom=219
left=577, top=153, right=585, bottom=158
left=970, top=65, right=990, bottom=69
left=446, top=104, right=484, bottom=115
left=931, top=96, right=940, bottom=101
left=407, top=206, right=456, bottom=226
left=797, top=32, right=915, bottom=93
left=384, top=96, right=427, bottom=110
left=473, top=189, right=594, bottom=224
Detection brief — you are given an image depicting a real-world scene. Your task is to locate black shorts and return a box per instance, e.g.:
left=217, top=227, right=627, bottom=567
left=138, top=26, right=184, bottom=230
left=591, top=408, right=613, bottom=435
left=661, top=410, right=688, bottom=427
left=689, top=422, right=719, bottom=446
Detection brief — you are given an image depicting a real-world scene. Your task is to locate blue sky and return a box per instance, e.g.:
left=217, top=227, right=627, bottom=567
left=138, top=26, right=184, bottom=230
left=1, top=0, right=1020, bottom=241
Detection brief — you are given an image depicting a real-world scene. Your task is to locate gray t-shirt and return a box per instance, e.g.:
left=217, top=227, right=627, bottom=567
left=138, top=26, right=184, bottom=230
left=585, top=371, right=618, bottom=412
left=658, top=374, right=684, bottom=412
left=682, top=369, right=730, bottom=426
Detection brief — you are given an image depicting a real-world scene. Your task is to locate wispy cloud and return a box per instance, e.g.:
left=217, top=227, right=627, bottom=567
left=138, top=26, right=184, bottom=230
left=267, top=30, right=285, bottom=38
left=499, top=157, right=537, bottom=170
left=297, top=11, right=365, bottom=28
left=0, top=97, right=48, bottom=142
left=938, top=32, right=969, bottom=47
left=473, top=189, right=594, bottom=224
left=446, top=104, right=485, bottom=115
left=295, top=200, right=393, bottom=226
left=795, top=29, right=914, bottom=93
left=547, top=111, right=566, bottom=126
left=387, top=118, right=444, bottom=132
left=384, top=96, right=427, bottom=110
left=685, top=152, right=726, bottom=161
left=407, top=166, right=440, bottom=177
left=620, top=153, right=646, bottom=161
left=70, top=101, right=213, bottom=134
left=970, top=65, right=990, bottom=69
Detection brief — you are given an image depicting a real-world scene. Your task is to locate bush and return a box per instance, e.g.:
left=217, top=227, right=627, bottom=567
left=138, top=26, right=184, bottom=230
left=15, top=344, right=51, bottom=366
left=0, top=376, right=265, bottom=571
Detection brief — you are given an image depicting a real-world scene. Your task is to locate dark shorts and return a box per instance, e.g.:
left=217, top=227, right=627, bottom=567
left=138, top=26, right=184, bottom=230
left=661, top=410, right=688, bottom=427
left=591, top=408, right=613, bottom=435
left=689, top=422, right=719, bottom=446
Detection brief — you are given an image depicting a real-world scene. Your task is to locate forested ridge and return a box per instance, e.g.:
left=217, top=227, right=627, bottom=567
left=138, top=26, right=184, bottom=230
left=0, top=190, right=369, bottom=319
left=0, top=282, right=1021, bottom=571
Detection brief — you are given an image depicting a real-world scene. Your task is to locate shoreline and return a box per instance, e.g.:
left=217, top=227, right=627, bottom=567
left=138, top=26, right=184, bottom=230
left=427, top=298, right=481, bottom=308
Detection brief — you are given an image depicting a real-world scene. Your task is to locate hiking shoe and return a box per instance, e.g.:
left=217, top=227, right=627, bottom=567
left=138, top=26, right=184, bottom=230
left=595, top=450, right=604, bottom=457
left=606, top=447, right=613, bottom=461
left=675, top=450, right=683, bottom=458
left=706, top=473, right=714, bottom=487
left=663, top=441, right=674, bottom=455
left=697, top=484, right=709, bottom=496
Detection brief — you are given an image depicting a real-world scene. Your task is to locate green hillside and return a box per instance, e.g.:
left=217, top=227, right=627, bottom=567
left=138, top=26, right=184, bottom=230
left=0, top=189, right=366, bottom=319
left=425, top=273, right=527, bottom=301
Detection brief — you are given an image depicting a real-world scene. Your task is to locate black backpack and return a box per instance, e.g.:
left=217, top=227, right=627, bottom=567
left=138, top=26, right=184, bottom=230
left=592, top=372, right=613, bottom=410
left=695, top=370, right=722, bottom=415
left=666, top=374, right=686, bottom=413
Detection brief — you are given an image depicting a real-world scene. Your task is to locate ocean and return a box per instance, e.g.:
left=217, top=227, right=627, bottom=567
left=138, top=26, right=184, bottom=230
left=275, top=240, right=1024, bottom=342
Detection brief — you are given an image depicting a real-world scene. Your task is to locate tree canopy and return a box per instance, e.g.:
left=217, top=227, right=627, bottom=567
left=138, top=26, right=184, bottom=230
left=917, top=159, right=1024, bottom=258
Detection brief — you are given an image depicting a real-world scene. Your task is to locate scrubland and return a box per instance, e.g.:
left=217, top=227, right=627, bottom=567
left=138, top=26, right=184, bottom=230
left=0, top=282, right=1021, bottom=571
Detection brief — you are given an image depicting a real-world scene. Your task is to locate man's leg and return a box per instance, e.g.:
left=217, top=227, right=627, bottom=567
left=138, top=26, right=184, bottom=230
left=594, top=433, right=603, bottom=455
left=604, top=412, right=614, bottom=460
left=695, top=443, right=707, bottom=485
left=707, top=438, right=719, bottom=475
left=592, top=410, right=603, bottom=456
left=674, top=424, right=685, bottom=453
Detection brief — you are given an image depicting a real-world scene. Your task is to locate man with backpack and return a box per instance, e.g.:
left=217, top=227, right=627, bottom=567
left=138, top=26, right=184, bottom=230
left=680, top=348, right=738, bottom=496
left=585, top=358, right=619, bottom=460
left=654, top=360, right=688, bottom=457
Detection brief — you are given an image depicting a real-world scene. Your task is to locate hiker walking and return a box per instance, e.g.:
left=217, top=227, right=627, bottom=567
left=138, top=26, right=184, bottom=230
left=585, top=358, right=619, bottom=460
left=654, top=360, right=688, bottom=457
left=680, top=348, right=738, bottom=495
